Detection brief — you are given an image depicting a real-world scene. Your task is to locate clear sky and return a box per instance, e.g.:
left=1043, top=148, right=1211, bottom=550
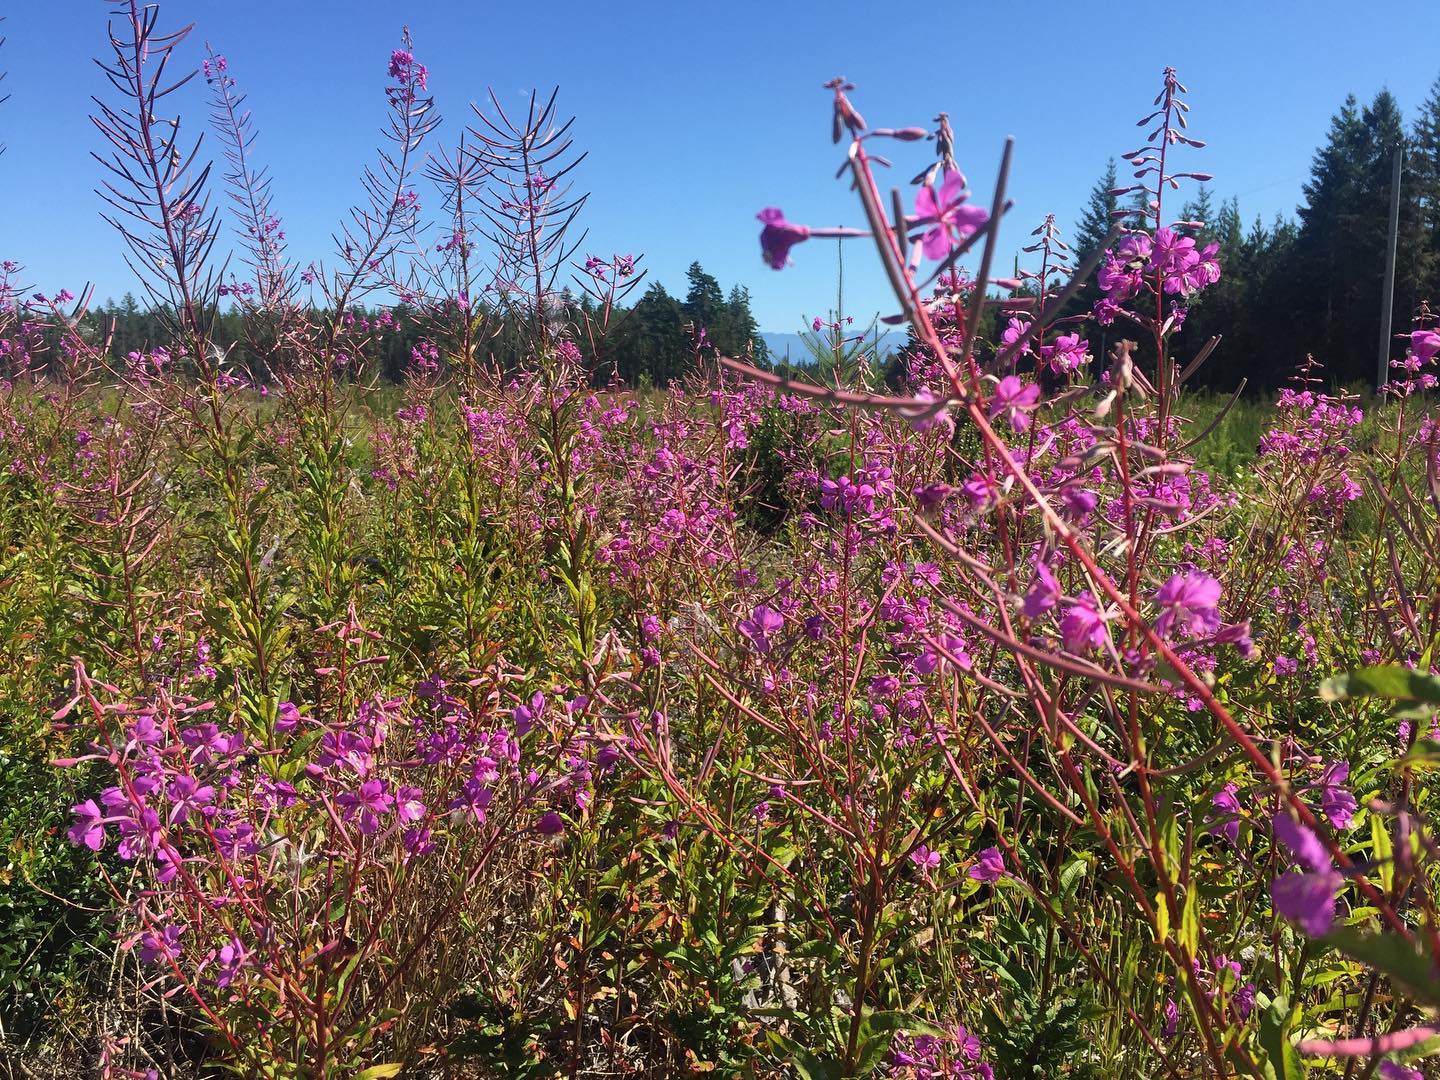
left=1, top=1, right=1438, bottom=331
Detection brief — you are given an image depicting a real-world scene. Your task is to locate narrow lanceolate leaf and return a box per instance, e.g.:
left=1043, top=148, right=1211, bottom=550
left=1319, top=666, right=1440, bottom=705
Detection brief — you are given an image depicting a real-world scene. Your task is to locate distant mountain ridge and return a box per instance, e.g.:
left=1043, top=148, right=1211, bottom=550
left=758, top=329, right=902, bottom=365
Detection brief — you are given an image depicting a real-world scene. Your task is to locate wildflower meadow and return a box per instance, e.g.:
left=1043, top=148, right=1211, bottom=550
left=5, top=3, right=1440, bottom=1078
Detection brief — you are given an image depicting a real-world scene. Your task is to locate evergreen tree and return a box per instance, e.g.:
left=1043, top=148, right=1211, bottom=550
left=1066, top=159, right=1122, bottom=322
left=615, top=282, right=687, bottom=385
left=682, top=262, right=726, bottom=348
left=1073, top=158, right=1120, bottom=261
left=1410, top=75, right=1440, bottom=311
left=723, top=284, right=761, bottom=358
left=1179, top=185, right=1216, bottom=240
left=1293, top=94, right=1372, bottom=378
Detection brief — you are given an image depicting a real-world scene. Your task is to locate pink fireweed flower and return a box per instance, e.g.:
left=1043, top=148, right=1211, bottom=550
left=1410, top=329, right=1440, bottom=365
left=1152, top=571, right=1222, bottom=640
left=1162, top=997, right=1179, bottom=1039
left=395, top=785, right=427, bottom=825
left=1037, top=332, right=1089, bottom=376
left=335, top=778, right=394, bottom=835
left=1270, top=813, right=1343, bottom=937
left=989, top=375, right=1040, bottom=433
left=913, top=168, right=988, bottom=260
left=1182, top=241, right=1221, bottom=293
left=1059, top=592, right=1110, bottom=653
left=1060, top=486, right=1098, bottom=523
left=166, top=775, right=215, bottom=824
left=386, top=49, right=429, bottom=91
left=739, top=605, right=785, bottom=654
left=1213, top=619, right=1255, bottom=658
left=1318, top=761, right=1357, bottom=831
left=68, top=799, right=106, bottom=851
left=535, top=811, right=566, bottom=836
left=960, top=473, right=998, bottom=513
left=513, top=691, right=546, bottom=736
left=967, top=845, right=1006, bottom=883
left=214, top=936, right=250, bottom=988
left=910, top=845, right=941, bottom=871
left=1022, top=562, right=1061, bottom=619
left=913, top=633, right=971, bottom=675
left=1000, top=316, right=1033, bottom=357
left=1211, top=782, right=1241, bottom=844
left=275, top=701, right=300, bottom=734
left=1116, top=232, right=1154, bottom=262
left=1379, top=1062, right=1423, bottom=1080
left=757, top=208, right=810, bottom=269
left=138, top=924, right=184, bottom=966
left=1151, top=227, right=1197, bottom=278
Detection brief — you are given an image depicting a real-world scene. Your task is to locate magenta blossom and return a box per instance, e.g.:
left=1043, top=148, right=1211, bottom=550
left=1379, top=1062, right=1423, bottom=1080
left=138, top=923, right=184, bottom=966
left=913, top=168, right=988, bottom=261
left=989, top=375, right=1040, bottom=432
left=1210, top=782, right=1240, bottom=845
left=1037, top=332, right=1089, bottom=376
left=275, top=701, right=300, bottom=734
left=1060, top=486, right=1098, bottom=522
left=1152, top=571, right=1222, bottom=639
left=739, top=605, right=785, bottom=654
left=68, top=799, right=106, bottom=851
left=1022, top=562, right=1061, bottom=619
left=396, top=785, right=427, bottom=825
left=1318, top=761, right=1357, bottom=831
left=757, top=208, right=810, bottom=269
left=967, top=845, right=1006, bottom=883
left=1270, top=813, right=1343, bottom=937
left=1060, top=592, right=1110, bottom=653
left=214, top=936, right=250, bottom=988
left=910, top=845, right=941, bottom=872
left=336, top=777, right=394, bottom=835
left=1000, top=317, right=1032, bottom=357
left=1411, top=329, right=1440, bottom=365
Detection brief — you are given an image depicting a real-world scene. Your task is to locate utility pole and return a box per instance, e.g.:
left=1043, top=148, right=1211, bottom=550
left=1378, top=145, right=1403, bottom=391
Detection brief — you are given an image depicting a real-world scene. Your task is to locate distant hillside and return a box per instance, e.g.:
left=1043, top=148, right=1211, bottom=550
left=758, top=329, right=903, bottom=366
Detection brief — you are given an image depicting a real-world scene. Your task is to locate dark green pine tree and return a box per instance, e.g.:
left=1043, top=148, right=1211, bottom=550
left=1178, top=185, right=1216, bottom=240
left=1073, top=158, right=1120, bottom=261
left=1065, top=159, right=1121, bottom=322
left=614, top=282, right=687, bottom=386
left=1409, top=74, right=1440, bottom=313
left=1292, top=94, right=1372, bottom=378
left=682, top=261, right=726, bottom=349
left=723, top=284, right=761, bottom=358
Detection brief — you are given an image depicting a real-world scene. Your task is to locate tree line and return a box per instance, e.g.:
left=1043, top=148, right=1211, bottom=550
left=1068, top=78, right=1440, bottom=390
left=77, top=261, right=760, bottom=387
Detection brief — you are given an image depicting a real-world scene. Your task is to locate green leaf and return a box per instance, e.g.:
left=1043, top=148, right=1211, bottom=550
left=1253, top=994, right=1306, bottom=1080
left=1179, top=885, right=1200, bottom=958
left=1320, top=666, right=1440, bottom=705
left=1371, top=813, right=1395, bottom=892
left=1058, top=857, right=1089, bottom=902
left=1324, top=928, right=1440, bottom=1008
left=1397, top=739, right=1440, bottom=770
left=354, top=1065, right=403, bottom=1079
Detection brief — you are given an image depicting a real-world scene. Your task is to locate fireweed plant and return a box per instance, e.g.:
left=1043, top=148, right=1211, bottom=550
left=0, top=2, right=1436, bottom=1072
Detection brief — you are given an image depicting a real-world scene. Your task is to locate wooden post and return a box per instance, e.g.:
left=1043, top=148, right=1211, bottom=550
left=1378, top=145, right=1403, bottom=390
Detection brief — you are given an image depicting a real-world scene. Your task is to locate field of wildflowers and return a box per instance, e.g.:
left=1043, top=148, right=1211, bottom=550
left=4, top=4, right=1440, bottom=1078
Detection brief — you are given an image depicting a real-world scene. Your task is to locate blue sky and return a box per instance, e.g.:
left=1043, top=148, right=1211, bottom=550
left=1, top=1, right=1438, bottom=331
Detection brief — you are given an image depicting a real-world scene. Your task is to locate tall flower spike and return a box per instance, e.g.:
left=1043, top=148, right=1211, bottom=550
left=91, top=1, right=223, bottom=351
